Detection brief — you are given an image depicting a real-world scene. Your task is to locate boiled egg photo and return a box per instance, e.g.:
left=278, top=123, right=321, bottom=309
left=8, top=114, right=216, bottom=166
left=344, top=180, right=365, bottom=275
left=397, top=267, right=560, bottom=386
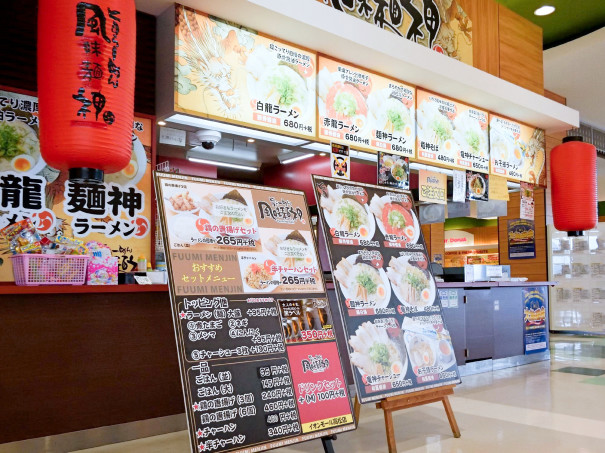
left=11, top=154, right=35, bottom=172
left=121, top=159, right=138, bottom=179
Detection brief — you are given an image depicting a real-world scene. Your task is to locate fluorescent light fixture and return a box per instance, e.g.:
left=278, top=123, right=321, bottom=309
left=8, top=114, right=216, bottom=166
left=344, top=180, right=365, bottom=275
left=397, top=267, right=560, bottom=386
left=157, top=120, right=167, bottom=126
left=351, top=150, right=377, bottom=162
left=166, top=114, right=308, bottom=146
left=247, top=138, right=255, bottom=143
left=409, top=162, right=453, bottom=176
left=301, top=142, right=331, bottom=153
left=281, top=153, right=313, bottom=164
left=534, top=5, right=555, bottom=16
left=507, top=181, right=521, bottom=189
left=187, top=156, right=258, bottom=172
left=319, top=152, right=327, bottom=157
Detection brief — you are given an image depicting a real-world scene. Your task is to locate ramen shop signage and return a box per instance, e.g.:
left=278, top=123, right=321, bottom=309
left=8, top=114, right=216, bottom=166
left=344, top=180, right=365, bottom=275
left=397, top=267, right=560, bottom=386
left=418, top=169, right=447, bottom=204
left=173, top=5, right=316, bottom=140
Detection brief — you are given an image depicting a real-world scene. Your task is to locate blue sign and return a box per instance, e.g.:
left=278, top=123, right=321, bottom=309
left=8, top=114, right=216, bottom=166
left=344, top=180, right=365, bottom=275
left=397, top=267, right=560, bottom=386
left=523, top=287, right=547, bottom=354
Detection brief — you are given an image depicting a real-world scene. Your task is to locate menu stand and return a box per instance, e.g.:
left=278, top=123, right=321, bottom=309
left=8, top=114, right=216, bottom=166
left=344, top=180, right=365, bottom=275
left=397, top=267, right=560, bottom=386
left=320, top=434, right=337, bottom=453
left=372, top=385, right=460, bottom=453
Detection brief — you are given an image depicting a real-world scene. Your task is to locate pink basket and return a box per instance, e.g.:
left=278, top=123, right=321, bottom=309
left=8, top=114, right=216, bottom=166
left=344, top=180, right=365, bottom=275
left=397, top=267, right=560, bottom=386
left=11, top=254, right=89, bottom=286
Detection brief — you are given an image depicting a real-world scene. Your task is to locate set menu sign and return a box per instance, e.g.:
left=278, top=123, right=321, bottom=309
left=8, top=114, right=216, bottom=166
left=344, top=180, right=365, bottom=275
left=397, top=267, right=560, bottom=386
left=155, top=173, right=355, bottom=453
left=312, top=175, right=460, bottom=403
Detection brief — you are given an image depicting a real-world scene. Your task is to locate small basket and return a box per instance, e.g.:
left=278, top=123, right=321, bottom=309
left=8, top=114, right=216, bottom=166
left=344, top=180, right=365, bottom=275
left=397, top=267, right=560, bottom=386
left=11, top=254, right=89, bottom=286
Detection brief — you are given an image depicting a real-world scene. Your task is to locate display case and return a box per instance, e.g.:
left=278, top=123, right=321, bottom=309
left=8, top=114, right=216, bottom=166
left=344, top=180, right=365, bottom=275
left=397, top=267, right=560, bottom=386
left=548, top=223, right=605, bottom=333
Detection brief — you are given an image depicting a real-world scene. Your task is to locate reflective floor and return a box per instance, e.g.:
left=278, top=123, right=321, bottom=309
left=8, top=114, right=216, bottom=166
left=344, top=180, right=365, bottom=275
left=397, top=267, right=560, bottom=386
left=73, top=335, right=605, bottom=453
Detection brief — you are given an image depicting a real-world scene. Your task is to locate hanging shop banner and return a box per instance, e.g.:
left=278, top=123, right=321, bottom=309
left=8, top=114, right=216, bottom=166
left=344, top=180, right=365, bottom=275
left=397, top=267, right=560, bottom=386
left=419, top=204, right=446, bottom=225
left=475, top=200, right=507, bottom=219
left=523, top=287, right=548, bottom=354
left=174, top=5, right=317, bottom=140
left=155, top=172, right=355, bottom=453
left=416, top=90, right=489, bottom=173
left=0, top=88, right=152, bottom=280
left=520, top=182, right=535, bottom=221
left=378, top=152, right=409, bottom=189
left=489, top=114, right=546, bottom=186
left=313, top=175, right=460, bottom=403
left=467, top=170, right=489, bottom=202
left=446, top=201, right=471, bottom=219
left=316, top=0, right=473, bottom=65
left=331, top=142, right=351, bottom=179
left=488, top=174, right=510, bottom=201
left=318, top=56, right=415, bottom=157
left=452, top=170, right=466, bottom=203
left=418, top=169, right=447, bottom=205
left=508, top=219, right=536, bottom=260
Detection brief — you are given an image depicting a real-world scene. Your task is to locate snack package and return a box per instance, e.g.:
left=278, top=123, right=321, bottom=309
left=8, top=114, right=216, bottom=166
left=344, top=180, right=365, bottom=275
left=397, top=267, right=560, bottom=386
left=86, top=256, right=119, bottom=285
left=55, top=234, right=88, bottom=255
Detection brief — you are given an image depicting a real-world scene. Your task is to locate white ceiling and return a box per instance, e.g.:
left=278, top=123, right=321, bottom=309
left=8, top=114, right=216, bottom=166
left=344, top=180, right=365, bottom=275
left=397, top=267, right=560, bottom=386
left=544, top=27, right=605, bottom=131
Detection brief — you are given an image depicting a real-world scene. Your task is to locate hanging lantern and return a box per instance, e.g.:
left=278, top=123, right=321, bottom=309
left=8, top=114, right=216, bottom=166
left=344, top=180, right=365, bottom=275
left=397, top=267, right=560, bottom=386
left=550, top=136, right=597, bottom=236
left=37, top=0, right=136, bottom=182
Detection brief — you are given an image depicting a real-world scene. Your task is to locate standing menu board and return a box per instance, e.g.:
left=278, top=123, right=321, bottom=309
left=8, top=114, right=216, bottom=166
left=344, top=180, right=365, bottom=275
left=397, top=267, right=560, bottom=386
left=312, top=176, right=460, bottom=403
left=416, top=90, right=489, bottom=173
left=317, top=56, right=415, bottom=157
left=489, top=114, right=546, bottom=185
left=155, top=172, right=355, bottom=453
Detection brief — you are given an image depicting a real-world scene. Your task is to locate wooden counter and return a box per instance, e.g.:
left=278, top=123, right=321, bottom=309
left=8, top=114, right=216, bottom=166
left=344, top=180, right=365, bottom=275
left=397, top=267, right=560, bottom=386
left=0, top=285, right=182, bottom=444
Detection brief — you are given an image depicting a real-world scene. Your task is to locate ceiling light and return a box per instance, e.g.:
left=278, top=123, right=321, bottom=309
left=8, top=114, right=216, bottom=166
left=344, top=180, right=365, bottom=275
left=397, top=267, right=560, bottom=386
left=319, top=152, right=327, bottom=157
left=247, top=138, right=255, bottom=143
left=351, top=150, right=377, bottom=162
left=187, top=156, right=258, bottom=172
left=157, top=120, right=167, bottom=126
left=281, top=153, right=314, bottom=164
left=409, top=162, right=453, bottom=176
left=534, top=5, right=555, bottom=16
left=166, top=114, right=308, bottom=146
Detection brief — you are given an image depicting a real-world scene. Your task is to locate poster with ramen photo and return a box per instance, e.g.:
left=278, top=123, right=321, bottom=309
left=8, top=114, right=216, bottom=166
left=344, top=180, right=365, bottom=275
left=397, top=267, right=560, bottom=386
left=416, top=89, right=489, bottom=173
left=489, top=114, right=546, bottom=186
left=318, top=56, right=415, bottom=157
left=173, top=5, right=316, bottom=139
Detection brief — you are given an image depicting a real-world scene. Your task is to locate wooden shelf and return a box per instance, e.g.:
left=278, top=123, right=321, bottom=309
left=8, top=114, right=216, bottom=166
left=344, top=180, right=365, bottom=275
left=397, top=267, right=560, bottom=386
left=0, top=283, right=168, bottom=295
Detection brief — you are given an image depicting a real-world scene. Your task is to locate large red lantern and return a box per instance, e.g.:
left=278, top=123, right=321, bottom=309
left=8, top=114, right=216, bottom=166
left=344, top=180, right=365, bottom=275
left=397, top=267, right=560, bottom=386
left=37, top=0, right=136, bottom=182
left=550, top=136, right=597, bottom=236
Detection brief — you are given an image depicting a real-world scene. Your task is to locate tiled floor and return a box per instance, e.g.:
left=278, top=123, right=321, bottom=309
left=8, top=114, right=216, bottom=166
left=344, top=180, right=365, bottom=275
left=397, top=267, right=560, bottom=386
left=74, top=335, right=605, bottom=453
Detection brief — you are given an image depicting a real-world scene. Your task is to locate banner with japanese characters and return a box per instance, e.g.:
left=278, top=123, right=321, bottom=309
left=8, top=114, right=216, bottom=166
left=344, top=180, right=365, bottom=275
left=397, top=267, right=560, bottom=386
left=318, top=56, right=415, bottom=157
left=523, top=287, right=548, bottom=354
left=313, top=175, right=460, bottom=403
left=0, top=89, right=152, bottom=281
left=155, top=172, right=355, bottom=453
left=416, top=89, right=489, bottom=173
left=174, top=5, right=316, bottom=140
left=317, top=0, right=473, bottom=65
left=489, top=114, right=546, bottom=186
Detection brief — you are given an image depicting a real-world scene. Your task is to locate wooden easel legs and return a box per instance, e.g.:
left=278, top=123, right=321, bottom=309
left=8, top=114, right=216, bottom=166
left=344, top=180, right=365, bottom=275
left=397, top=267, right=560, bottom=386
left=356, top=384, right=461, bottom=453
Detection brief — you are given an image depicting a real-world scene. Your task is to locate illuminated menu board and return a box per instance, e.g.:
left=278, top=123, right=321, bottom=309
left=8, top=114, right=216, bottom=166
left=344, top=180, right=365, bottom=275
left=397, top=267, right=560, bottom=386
left=313, top=176, right=460, bottom=403
left=416, top=90, right=489, bottom=173
left=174, top=5, right=316, bottom=139
left=155, top=173, right=355, bottom=453
left=490, top=114, right=546, bottom=185
left=318, top=56, right=415, bottom=157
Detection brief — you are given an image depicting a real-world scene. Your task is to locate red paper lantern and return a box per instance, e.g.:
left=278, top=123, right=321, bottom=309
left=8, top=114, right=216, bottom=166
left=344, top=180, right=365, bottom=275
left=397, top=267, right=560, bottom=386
left=37, top=0, right=136, bottom=181
left=550, top=136, right=597, bottom=235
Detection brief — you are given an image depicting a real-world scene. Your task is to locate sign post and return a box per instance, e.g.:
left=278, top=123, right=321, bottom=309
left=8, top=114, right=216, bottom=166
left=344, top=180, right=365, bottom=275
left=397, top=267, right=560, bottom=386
left=155, top=172, right=355, bottom=453
left=312, top=175, right=461, bottom=451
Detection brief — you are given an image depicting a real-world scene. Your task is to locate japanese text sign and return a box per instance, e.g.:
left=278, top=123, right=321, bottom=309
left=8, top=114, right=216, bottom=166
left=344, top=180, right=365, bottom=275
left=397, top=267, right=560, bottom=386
left=489, top=114, right=546, bottom=186
left=155, top=172, right=355, bottom=453
left=416, top=90, right=489, bottom=173
left=418, top=169, right=447, bottom=205
left=174, top=5, right=317, bottom=140
left=318, top=56, right=415, bottom=157
left=313, top=175, right=460, bottom=403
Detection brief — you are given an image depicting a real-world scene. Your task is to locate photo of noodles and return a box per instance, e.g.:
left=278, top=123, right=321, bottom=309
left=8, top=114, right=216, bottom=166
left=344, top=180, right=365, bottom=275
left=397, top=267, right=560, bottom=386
left=416, top=100, right=456, bottom=155
left=387, top=257, right=435, bottom=307
left=334, top=255, right=390, bottom=308
left=265, top=229, right=315, bottom=270
left=0, top=120, right=44, bottom=175
left=453, top=110, right=488, bottom=158
left=468, top=174, right=486, bottom=197
left=349, top=322, right=406, bottom=379
left=198, top=189, right=258, bottom=236
left=367, top=88, right=414, bottom=138
left=405, top=332, right=437, bottom=374
left=369, top=194, right=418, bottom=242
left=319, top=185, right=375, bottom=239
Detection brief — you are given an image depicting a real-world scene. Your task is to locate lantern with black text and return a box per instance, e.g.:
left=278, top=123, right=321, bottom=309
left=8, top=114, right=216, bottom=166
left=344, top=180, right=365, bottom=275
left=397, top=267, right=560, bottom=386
left=550, top=136, right=597, bottom=236
left=37, top=0, right=136, bottom=181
